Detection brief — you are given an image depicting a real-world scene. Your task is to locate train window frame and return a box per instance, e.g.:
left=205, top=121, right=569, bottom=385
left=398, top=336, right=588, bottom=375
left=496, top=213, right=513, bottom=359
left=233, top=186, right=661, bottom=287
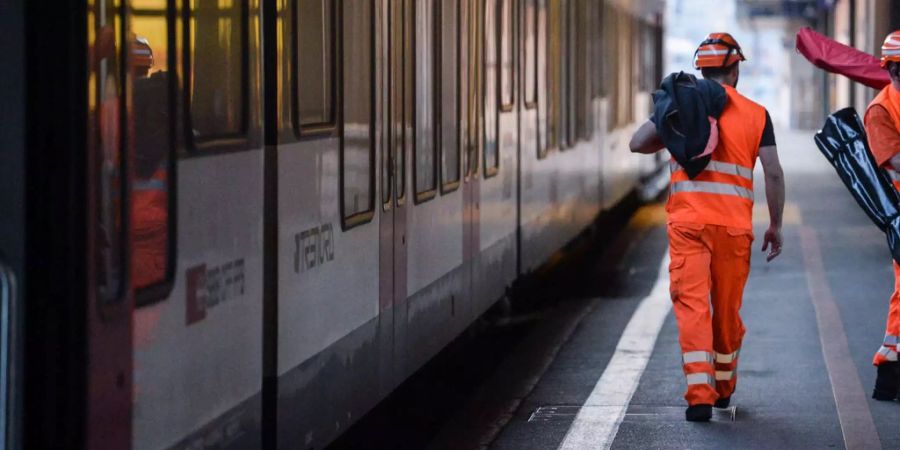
left=339, top=0, right=376, bottom=230
left=439, top=0, right=461, bottom=194
left=535, top=0, right=548, bottom=159
left=522, top=0, right=537, bottom=110
left=498, top=0, right=515, bottom=112
left=563, top=0, right=576, bottom=148
left=483, top=0, right=500, bottom=178
left=291, top=0, right=340, bottom=139
left=181, top=0, right=251, bottom=153
left=590, top=0, right=603, bottom=99
left=90, top=1, right=131, bottom=308
left=132, top=1, right=179, bottom=306
left=412, top=0, right=439, bottom=204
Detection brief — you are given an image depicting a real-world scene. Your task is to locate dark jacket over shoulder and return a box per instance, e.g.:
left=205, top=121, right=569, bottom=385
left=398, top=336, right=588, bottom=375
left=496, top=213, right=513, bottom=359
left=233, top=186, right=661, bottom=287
left=651, top=72, right=727, bottom=179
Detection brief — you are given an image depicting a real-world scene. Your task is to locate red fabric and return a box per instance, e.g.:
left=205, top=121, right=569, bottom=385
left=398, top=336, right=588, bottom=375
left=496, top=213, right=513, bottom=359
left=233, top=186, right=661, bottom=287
left=795, top=27, right=891, bottom=90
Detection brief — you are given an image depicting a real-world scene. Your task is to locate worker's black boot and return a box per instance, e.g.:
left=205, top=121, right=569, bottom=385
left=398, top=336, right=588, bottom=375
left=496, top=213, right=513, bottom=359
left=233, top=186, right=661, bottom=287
left=873, top=361, right=900, bottom=401
left=685, top=404, right=712, bottom=422
left=714, top=397, right=730, bottom=408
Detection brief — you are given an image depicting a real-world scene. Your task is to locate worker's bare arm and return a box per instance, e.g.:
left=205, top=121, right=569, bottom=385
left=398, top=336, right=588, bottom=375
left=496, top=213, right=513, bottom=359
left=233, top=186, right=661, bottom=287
left=758, top=144, right=785, bottom=262
left=629, top=120, right=665, bottom=154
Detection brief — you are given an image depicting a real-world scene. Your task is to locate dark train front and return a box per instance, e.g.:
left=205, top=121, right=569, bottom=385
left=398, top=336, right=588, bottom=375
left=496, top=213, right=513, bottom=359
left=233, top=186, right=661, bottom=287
left=2, top=0, right=664, bottom=448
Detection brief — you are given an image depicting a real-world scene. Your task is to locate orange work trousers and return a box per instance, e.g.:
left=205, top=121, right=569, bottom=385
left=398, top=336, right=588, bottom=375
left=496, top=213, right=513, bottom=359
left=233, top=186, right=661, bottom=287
left=668, top=222, right=753, bottom=406
left=873, top=261, right=900, bottom=365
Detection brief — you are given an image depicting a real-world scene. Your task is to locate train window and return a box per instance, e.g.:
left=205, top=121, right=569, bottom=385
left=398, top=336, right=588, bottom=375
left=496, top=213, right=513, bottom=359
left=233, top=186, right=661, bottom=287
left=131, top=0, right=176, bottom=302
left=536, top=0, right=548, bottom=158
left=565, top=0, right=576, bottom=146
left=90, top=3, right=127, bottom=304
left=575, top=0, right=592, bottom=141
left=546, top=0, right=561, bottom=150
left=186, top=0, right=247, bottom=142
left=499, top=0, right=514, bottom=110
left=295, top=0, right=337, bottom=132
left=604, top=4, right=617, bottom=130
left=440, top=0, right=461, bottom=191
left=484, top=0, right=499, bottom=176
left=414, top=0, right=438, bottom=201
left=341, top=0, right=375, bottom=227
left=523, top=0, right=537, bottom=108
left=590, top=0, right=604, bottom=99
left=463, top=0, right=481, bottom=177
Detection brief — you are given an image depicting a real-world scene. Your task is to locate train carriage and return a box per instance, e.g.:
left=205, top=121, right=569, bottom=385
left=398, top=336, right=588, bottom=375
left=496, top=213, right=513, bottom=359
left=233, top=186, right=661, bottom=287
left=2, top=0, right=663, bottom=448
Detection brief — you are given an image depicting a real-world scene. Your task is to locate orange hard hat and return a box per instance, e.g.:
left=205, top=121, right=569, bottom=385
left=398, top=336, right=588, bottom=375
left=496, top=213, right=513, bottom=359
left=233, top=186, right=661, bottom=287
left=131, top=37, right=154, bottom=72
left=693, top=33, right=746, bottom=69
left=880, top=30, right=900, bottom=68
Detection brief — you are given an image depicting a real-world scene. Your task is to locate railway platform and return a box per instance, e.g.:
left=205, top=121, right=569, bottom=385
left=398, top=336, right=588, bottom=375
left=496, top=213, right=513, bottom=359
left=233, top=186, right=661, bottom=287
left=334, top=129, right=900, bottom=450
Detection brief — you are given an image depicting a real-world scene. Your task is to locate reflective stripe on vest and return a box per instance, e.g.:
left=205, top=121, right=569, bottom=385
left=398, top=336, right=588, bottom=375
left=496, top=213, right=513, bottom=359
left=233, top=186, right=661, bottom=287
left=671, top=180, right=754, bottom=201
left=134, top=178, right=167, bottom=192
left=670, top=160, right=754, bottom=181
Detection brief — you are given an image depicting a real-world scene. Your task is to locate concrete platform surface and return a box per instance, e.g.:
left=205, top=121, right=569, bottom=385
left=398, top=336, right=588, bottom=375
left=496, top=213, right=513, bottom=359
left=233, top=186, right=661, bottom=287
left=480, top=129, right=900, bottom=450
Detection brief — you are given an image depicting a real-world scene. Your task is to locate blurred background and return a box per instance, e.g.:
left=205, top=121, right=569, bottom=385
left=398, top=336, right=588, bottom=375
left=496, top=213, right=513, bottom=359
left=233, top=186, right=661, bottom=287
left=665, top=0, right=900, bottom=129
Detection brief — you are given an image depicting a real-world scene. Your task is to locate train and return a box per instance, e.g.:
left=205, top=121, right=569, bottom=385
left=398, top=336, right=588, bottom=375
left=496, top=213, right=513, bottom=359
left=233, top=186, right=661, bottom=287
left=2, top=0, right=664, bottom=448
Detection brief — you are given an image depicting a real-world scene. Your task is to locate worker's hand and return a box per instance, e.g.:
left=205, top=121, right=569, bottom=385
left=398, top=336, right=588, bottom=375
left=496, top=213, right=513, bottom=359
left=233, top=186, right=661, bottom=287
left=761, top=225, right=783, bottom=262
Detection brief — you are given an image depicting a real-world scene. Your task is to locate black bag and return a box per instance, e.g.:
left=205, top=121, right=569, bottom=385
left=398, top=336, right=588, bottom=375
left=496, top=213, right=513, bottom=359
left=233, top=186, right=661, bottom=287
left=814, top=107, right=900, bottom=264
left=651, top=72, right=727, bottom=179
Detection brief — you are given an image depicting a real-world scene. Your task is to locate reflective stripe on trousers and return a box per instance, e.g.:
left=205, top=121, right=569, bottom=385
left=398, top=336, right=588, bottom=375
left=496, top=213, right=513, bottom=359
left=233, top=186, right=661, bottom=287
left=685, top=372, right=715, bottom=388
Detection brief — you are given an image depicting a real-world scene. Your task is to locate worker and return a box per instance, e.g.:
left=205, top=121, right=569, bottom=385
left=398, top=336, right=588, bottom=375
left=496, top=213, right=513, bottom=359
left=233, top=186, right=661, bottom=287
left=863, top=30, right=900, bottom=402
left=131, top=37, right=170, bottom=290
left=630, top=33, right=786, bottom=422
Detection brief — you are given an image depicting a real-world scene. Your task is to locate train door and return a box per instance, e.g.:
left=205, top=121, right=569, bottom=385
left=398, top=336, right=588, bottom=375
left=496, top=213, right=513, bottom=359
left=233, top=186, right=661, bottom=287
left=20, top=0, right=135, bottom=448
left=2, top=3, right=25, bottom=450
left=378, top=0, right=412, bottom=384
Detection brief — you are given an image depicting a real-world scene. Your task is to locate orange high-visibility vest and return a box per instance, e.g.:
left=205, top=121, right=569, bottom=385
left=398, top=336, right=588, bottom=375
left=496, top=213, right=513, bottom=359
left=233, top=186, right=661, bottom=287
left=132, top=167, right=168, bottom=290
left=667, top=84, right=767, bottom=231
left=866, top=85, right=900, bottom=190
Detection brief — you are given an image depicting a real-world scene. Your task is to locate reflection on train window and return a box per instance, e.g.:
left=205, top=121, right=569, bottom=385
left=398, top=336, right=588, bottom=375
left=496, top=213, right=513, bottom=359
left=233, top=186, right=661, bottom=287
left=483, top=0, right=499, bottom=176
left=440, top=0, right=460, bottom=191
left=188, top=0, right=246, bottom=140
left=414, top=0, right=437, bottom=200
left=546, top=0, right=562, bottom=150
left=91, top=5, right=126, bottom=304
left=341, top=0, right=374, bottom=227
left=604, top=4, right=618, bottom=130
left=564, top=0, right=576, bottom=147
left=463, top=0, right=482, bottom=177
left=131, top=0, right=173, bottom=295
left=591, top=0, right=604, bottom=99
left=574, top=0, right=591, bottom=141
left=295, top=0, right=335, bottom=130
left=536, top=0, right=548, bottom=158
left=523, top=0, right=537, bottom=108
left=499, top=0, right=514, bottom=110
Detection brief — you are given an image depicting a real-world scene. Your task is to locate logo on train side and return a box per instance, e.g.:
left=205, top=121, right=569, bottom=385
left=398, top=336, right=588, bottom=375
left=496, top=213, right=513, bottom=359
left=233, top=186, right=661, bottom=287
left=185, top=258, right=246, bottom=325
left=294, top=223, right=335, bottom=273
